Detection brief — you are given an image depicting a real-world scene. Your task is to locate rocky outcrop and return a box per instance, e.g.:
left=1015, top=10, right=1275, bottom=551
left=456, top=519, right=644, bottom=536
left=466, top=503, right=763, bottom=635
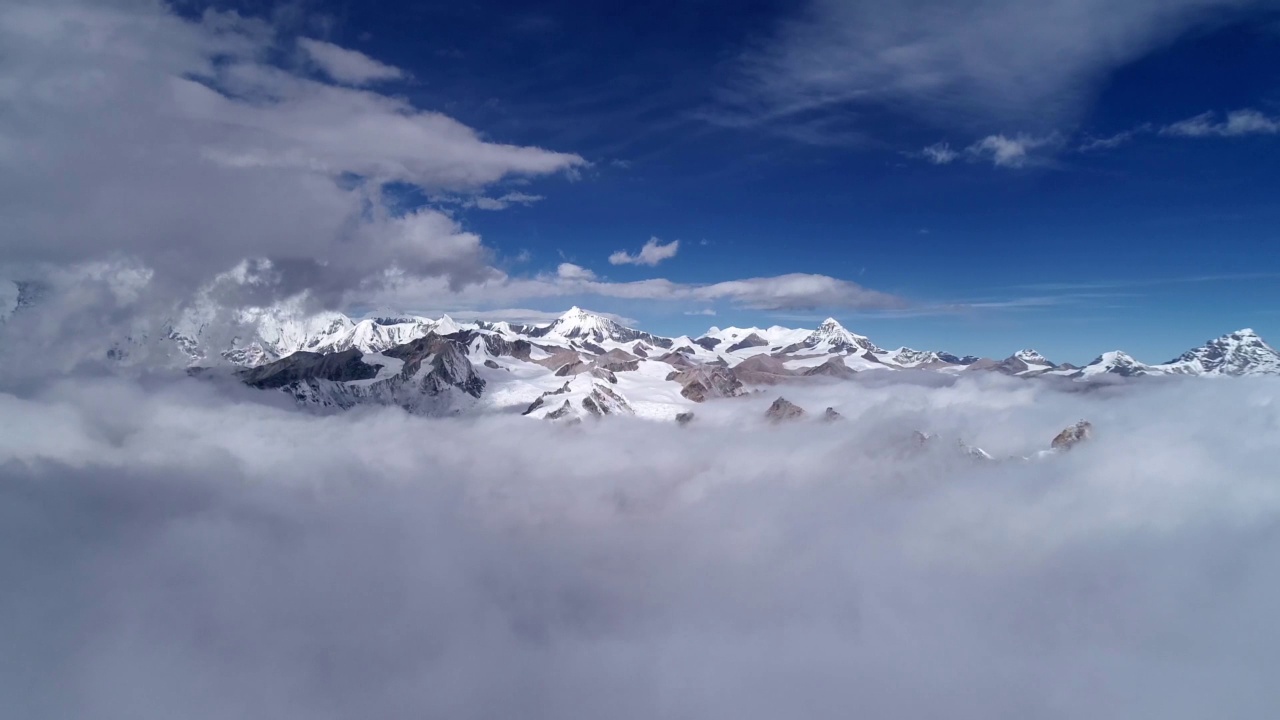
left=676, top=411, right=695, bottom=426
left=726, top=333, right=769, bottom=353
left=823, top=407, right=843, bottom=421
left=803, top=357, right=857, bottom=379
left=1051, top=420, right=1093, bottom=451
left=238, top=348, right=378, bottom=389
left=670, top=366, right=745, bottom=403
left=733, top=354, right=796, bottom=385
left=765, top=397, right=806, bottom=422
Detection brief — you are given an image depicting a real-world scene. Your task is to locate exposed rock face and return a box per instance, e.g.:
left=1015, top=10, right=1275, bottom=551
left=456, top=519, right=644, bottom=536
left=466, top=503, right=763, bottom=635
left=733, top=354, right=796, bottom=385
left=581, top=384, right=633, bottom=417
left=676, top=411, right=695, bottom=426
left=656, top=351, right=698, bottom=369
left=554, top=360, right=589, bottom=377
left=593, top=349, right=641, bottom=373
left=522, top=382, right=573, bottom=415
left=765, top=397, right=806, bottom=422
left=726, top=333, right=769, bottom=353
left=631, top=342, right=650, bottom=358
left=544, top=400, right=575, bottom=420
left=483, top=359, right=502, bottom=369
left=804, top=357, right=857, bottom=379
left=692, top=337, right=721, bottom=351
left=1051, top=420, right=1093, bottom=451
left=823, top=407, right=843, bottom=421
left=238, top=348, right=378, bottom=389
left=670, top=366, right=745, bottom=403
left=590, top=367, right=618, bottom=384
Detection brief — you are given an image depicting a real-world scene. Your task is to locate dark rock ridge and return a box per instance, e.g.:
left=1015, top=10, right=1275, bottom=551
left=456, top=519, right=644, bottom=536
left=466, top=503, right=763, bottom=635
left=239, top=348, right=377, bottom=389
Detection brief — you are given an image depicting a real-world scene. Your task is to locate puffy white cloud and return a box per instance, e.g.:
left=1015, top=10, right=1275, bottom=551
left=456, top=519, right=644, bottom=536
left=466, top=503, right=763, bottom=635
left=1162, top=108, right=1280, bottom=137
left=298, top=37, right=405, bottom=85
left=556, top=263, right=597, bottom=281
left=3, top=373, right=1280, bottom=717
left=609, top=237, right=680, bottom=267
left=0, top=0, right=583, bottom=301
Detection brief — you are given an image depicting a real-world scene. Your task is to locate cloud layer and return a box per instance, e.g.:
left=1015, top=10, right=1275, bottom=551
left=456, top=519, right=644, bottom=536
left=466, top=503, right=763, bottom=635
left=0, top=0, right=583, bottom=301
left=3, top=373, right=1280, bottom=718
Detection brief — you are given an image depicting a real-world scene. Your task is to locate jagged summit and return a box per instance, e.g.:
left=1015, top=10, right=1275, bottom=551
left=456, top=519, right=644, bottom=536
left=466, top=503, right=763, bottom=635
left=801, top=317, right=880, bottom=353
left=1014, top=349, right=1052, bottom=366
left=1165, top=328, right=1280, bottom=376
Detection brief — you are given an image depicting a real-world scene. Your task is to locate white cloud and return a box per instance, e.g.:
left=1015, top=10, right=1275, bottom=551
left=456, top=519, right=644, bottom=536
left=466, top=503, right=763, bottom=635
left=609, top=237, right=680, bottom=267
left=3, top=374, right=1280, bottom=717
left=965, top=133, right=1060, bottom=168
left=684, top=308, right=718, bottom=316
left=466, top=192, right=545, bottom=211
left=0, top=0, right=585, bottom=305
left=556, top=263, right=597, bottom=281
left=1162, top=108, right=1280, bottom=137
left=298, top=37, right=405, bottom=85
left=724, top=0, right=1264, bottom=140
left=921, top=142, right=958, bottom=164
left=368, top=270, right=908, bottom=314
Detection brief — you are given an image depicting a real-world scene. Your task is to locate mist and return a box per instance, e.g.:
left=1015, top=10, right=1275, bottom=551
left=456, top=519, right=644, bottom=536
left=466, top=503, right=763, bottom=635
left=3, top=374, right=1279, bottom=719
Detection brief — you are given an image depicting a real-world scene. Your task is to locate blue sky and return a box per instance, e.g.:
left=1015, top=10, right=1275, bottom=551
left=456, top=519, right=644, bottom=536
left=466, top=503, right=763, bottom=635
left=10, top=0, right=1280, bottom=364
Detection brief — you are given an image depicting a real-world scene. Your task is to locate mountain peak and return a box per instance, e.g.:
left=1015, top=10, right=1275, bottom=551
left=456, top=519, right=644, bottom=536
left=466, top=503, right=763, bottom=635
left=1014, top=349, right=1051, bottom=365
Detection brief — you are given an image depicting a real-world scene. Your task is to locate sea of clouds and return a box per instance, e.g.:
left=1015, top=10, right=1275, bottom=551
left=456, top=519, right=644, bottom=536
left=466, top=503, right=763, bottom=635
left=3, top=371, right=1279, bottom=719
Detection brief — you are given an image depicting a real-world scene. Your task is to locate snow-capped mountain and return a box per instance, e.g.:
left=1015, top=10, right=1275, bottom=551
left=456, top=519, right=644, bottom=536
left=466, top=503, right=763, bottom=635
left=1074, top=351, right=1155, bottom=378
left=1162, top=329, right=1280, bottom=376
left=790, top=318, right=882, bottom=354
left=1071, top=330, right=1280, bottom=379
left=156, top=303, right=1280, bottom=421
left=532, top=307, right=674, bottom=349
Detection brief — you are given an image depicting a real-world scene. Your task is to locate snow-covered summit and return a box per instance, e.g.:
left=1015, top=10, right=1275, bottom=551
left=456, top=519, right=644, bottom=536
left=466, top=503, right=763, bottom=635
left=1014, top=349, right=1052, bottom=366
left=1163, top=328, right=1280, bottom=376
left=800, top=318, right=880, bottom=353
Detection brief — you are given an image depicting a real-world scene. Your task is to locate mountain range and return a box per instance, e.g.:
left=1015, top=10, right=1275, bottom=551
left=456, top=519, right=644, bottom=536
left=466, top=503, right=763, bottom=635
left=168, top=306, right=1280, bottom=421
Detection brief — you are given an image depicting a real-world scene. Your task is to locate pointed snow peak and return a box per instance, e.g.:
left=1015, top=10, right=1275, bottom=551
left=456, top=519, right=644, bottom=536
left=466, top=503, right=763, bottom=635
left=1014, top=349, right=1051, bottom=365
left=1167, top=328, right=1280, bottom=375
left=434, top=315, right=462, bottom=335
left=804, top=316, right=877, bottom=351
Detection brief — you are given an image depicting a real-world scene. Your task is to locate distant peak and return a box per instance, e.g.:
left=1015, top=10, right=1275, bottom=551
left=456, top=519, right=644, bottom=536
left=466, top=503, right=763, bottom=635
left=1230, top=328, right=1258, bottom=337
left=819, top=317, right=843, bottom=328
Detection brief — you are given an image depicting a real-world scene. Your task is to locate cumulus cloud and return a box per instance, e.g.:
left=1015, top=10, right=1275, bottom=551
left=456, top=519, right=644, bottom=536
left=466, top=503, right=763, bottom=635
left=609, top=237, right=680, bottom=267
left=298, top=37, right=405, bottom=85
left=3, top=373, right=1280, bottom=718
left=725, top=0, right=1268, bottom=138
left=556, top=263, right=597, bottom=281
left=0, top=0, right=583, bottom=303
left=1161, top=108, right=1280, bottom=137
left=684, top=308, right=718, bottom=316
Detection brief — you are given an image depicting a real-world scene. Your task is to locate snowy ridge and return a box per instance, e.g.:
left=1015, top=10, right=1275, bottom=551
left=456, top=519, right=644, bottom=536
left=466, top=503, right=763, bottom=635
left=160, top=303, right=1280, bottom=421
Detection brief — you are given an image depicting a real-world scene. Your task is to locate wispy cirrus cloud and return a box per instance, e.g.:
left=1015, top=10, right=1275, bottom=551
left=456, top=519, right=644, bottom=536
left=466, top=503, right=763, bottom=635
left=1161, top=108, right=1280, bottom=137
left=298, top=37, right=405, bottom=85
left=719, top=0, right=1268, bottom=143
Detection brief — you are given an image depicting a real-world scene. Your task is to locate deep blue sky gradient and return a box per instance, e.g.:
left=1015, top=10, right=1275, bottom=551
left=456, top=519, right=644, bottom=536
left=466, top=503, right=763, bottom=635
left=213, top=0, right=1280, bottom=363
